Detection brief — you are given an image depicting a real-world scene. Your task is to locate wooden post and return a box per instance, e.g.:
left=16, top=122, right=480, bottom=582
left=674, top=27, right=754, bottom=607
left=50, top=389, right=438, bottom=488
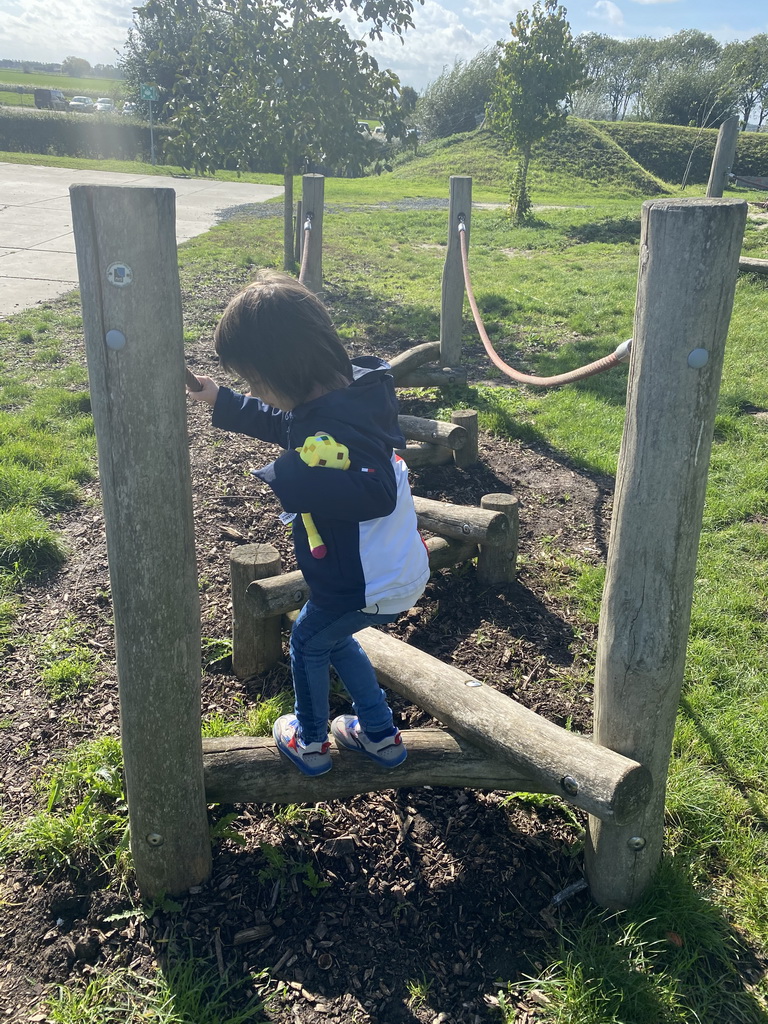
left=301, top=174, right=324, bottom=293
left=451, top=409, right=478, bottom=468
left=294, top=200, right=302, bottom=264
left=69, top=185, right=212, bottom=897
left=477, top=493, right=519, bottom=584
left=231, top=543, right=282, bottom=678
left=585, top=198, right=747, bottom=907
left=440, top=176, right=472, bottom=366
left=706, top=116, right=739, bottom=198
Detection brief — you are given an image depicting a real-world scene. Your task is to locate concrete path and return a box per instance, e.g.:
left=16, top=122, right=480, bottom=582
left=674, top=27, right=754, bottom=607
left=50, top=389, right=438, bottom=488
left=0, top=162, right=284, bottom=319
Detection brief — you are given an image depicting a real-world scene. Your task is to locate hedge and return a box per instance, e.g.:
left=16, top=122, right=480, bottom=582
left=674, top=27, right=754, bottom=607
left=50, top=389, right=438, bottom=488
left=594, top=121, right=768, bottom=185
left=0, top=109, right=176, bottom=163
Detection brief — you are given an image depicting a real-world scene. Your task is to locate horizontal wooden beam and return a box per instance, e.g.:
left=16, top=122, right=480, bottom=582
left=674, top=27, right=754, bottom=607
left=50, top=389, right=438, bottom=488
left=389, top=342, right=441, bottom=382
left=356, top=627, right=653, bottom=825
left=246, top=535, right=479, bottom=618
left=397, top=366, right=467, bottom=388
left=395, top=443, right=453, bottom=467
left=739, top=256, right=768, bottom=276
left=412, top=494, right=510, bottom=545
left=398, top=414, right=467, bottom=450
left=202, top=729, right=550, bottom=804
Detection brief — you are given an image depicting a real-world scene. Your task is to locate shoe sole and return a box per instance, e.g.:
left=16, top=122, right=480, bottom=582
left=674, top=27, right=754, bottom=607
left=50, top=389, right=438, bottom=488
left=272, top=722, right=332, bottom=777
left=331, top=724, right=407, bottom=769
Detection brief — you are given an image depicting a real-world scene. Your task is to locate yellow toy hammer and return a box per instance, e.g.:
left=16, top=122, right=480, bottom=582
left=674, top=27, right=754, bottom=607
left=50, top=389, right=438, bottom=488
left=296, top=434, right=350, bottom=559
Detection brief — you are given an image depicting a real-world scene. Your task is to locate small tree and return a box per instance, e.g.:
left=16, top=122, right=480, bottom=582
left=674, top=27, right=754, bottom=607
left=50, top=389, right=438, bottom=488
left=415, top=49, right=497, bottom=140
left=489, top=1, right=585, bottom=223
left=62, top=55, right=92, bottom=78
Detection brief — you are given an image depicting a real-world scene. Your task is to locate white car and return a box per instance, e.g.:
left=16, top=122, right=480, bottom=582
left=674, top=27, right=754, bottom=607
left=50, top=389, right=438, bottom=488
left=121, top=101, right=138, bottom=117
left=94, top=98, right=115, bottom=113
left=69, top=96, right=94, bottom=112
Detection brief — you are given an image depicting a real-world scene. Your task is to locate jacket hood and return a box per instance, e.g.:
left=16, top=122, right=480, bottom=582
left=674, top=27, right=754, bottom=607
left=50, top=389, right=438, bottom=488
left=291, top=356, right=405, bottom=451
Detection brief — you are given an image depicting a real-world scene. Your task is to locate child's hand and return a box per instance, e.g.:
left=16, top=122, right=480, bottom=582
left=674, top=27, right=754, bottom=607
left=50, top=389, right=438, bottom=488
left=186, top=374, right=219, bottom=407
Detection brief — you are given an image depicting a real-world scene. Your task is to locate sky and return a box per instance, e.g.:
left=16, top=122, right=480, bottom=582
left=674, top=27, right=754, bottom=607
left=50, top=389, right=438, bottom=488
left=1, top=0, right=767, bottom=91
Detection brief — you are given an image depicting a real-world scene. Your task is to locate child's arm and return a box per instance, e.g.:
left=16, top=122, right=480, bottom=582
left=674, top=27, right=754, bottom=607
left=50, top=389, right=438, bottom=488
left=185, top=372, right=219, bottom=407
left=187, top=372, right=289, bottom=448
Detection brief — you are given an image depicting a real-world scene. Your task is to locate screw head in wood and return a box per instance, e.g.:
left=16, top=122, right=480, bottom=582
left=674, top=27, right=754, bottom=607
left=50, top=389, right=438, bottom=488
left=561, top=776, right=579, bottom=796
left=146, top=832, right=165, bottom=847
left=461, top=524, right=471, bottom=534
left=627, top=836, right=646, bottom=851
left=688, top=348, right=709, bottom=369
left=105, top=329, right=126, bottom=351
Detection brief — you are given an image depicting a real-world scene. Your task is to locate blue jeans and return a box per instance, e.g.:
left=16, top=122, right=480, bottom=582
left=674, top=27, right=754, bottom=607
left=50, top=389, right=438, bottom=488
left=289, top=600, right=398, bottom=744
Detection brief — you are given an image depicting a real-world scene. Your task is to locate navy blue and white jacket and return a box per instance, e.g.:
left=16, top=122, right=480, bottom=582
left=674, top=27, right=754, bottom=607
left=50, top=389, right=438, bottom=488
left=212, top=357, right=430, bottom=615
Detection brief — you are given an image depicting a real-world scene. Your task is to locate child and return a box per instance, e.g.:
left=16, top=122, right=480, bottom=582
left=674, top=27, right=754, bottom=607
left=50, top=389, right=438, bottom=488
left=187, top=270, right=430, bottom=777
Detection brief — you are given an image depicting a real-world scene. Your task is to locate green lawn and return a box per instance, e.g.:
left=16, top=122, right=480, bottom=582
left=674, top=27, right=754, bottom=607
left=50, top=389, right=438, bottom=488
left=0, top=70, right=121, bottom=94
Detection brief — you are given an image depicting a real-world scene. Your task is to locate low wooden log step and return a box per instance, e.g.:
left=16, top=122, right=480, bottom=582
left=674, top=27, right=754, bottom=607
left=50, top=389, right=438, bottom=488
left=356, top=627, right=653, bottom=825
left=398, top=414, right=467, bottom=450
left=202, top=728, right=550, bottom=804
left=739, top=256, right=768, bottom=275
left=388, top=341, right=441, bottom=381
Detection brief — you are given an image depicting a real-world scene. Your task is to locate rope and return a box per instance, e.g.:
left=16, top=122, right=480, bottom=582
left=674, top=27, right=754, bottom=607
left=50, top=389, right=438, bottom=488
left=458, top=219, right=631, bottom=387
left=298, top=214, right=313, bottom=285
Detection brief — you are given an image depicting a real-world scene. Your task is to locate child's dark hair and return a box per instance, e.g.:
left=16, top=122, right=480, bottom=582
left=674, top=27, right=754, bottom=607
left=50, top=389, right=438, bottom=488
left=214, top=270, right=353, bottom=406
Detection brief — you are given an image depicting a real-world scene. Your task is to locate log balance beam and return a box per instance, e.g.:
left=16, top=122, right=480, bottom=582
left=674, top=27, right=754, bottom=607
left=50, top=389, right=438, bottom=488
left=207, top=626, right=651, bottom=825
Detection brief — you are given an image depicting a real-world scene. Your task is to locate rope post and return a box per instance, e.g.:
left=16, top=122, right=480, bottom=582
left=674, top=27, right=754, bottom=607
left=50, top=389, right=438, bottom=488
left=301, top=174, right=324, bottom=293
left=231, top=543, right=282, bottom=678
left=706, top=116, right=739, bottom=198
left=585, top=198, right=747, bottom=908
left=441, top=176, right=472, bottom=366
left=451, top=409, right=478, bottom=468
left=69, top=185, right=212, bottom=898
left=477, top=493, right=519, bottom=584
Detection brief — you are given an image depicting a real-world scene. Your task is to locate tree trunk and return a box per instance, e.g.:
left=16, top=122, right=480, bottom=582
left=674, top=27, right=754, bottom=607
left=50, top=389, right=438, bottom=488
left=283, top=170, right=295, bottom=272
left=513, top=145, right=532, bottom=224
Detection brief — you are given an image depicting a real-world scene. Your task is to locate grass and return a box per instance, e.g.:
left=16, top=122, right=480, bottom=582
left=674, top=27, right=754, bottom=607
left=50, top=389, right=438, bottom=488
left=2, top=127, right=768, bottom=1018
left=0, top=71, right=121, bottom=94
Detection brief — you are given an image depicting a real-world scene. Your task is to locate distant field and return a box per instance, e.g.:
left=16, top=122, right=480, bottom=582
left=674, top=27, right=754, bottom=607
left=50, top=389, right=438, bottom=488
left=0, top=70, right=122, bottom=94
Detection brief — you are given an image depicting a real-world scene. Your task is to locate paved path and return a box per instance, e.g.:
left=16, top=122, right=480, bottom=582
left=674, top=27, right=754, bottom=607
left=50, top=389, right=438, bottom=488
left=0, top=163, right=283, bottom=318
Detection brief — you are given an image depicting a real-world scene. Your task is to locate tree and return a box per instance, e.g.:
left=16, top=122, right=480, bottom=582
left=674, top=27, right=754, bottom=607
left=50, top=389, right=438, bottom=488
left=135, top=0, right=418, bottom=268
left=62, top=56, right=92, bottom=78
left=489, top=1, right=585, bottom=223
left=398, top=85, right=418, bottom=118
left=415, top=49, right=497, bottom=140
left=723, top=36, right=768, bottom=129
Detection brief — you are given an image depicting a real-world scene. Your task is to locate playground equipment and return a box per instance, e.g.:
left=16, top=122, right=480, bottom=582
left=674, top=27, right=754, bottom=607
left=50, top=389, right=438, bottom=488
left=70, top=176, right=746, bottom=909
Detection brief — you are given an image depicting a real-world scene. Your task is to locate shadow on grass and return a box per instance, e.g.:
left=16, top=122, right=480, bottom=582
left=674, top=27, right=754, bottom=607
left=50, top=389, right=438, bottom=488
left=565, top=215, right=642, bottom=245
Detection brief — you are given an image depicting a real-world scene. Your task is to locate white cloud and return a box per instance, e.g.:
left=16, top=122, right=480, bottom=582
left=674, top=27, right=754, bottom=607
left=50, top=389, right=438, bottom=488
left=589, top=0, right=625, bottom=26
left=0, top=0, right=134, bottom=64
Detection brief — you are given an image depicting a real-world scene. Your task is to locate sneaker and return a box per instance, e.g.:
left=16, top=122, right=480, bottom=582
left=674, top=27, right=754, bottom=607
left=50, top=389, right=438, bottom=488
left=330, top=715, right=407, bottom=768
left=273, top=715, right=332, bottom=776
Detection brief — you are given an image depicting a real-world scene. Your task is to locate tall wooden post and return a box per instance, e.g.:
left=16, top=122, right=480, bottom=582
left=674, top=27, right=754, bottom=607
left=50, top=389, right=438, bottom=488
left=301, top=174, right=325, bottom=293
left=585, top=198, right=746, bottom=907
left=440, top=176, right=472, bottom=366
left=706, top=116, right=739, bottom=198
left=70, top=185, right=212, bottom=898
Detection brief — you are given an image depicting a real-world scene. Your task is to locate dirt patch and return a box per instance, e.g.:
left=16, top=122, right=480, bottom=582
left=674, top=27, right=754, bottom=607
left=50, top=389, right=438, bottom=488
left=0, top=287, right=615, bottom=1022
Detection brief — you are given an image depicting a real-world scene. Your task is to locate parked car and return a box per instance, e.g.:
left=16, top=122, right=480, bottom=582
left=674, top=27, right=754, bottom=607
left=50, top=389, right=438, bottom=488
left=121, top=101, right=137, bottom=117
left=356, top=121, right=371, bottom=135
left=373, top=125, right=385, bottom=135
left=33, top=88, right=67, bottom=111
left=69, top=96, right=94, bottom=112
left=94, top=97, right=114, bottom=113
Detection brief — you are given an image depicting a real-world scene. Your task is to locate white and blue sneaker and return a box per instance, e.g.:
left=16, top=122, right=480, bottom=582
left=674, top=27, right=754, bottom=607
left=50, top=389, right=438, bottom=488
left=330, top=716, right=407, bottom=768
left=273, top=715, right=332, bottom=776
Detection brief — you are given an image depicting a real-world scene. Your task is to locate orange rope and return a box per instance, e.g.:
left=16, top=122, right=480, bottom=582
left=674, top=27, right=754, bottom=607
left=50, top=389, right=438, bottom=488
left=298, top=216, right=312, bottom=286
left=459, top=222, right=629, bottom=387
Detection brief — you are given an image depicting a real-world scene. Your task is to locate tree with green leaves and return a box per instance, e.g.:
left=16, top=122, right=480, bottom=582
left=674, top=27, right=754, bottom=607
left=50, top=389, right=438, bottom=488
left=415, top=49, right=497, bottom=140
left=62, top=56, right=92, bottom=78
left=489, top=1, right=585, bottom=223
left=134, top=0, right=419, bottom=269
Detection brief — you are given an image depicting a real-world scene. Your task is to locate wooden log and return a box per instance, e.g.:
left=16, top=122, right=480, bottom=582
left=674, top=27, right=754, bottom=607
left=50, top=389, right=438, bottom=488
left=202, top=729, right=553, bottom=804
left=441, top=176, right=472, bottom=365
left=395, top=443, right=453, bottom=468
left=451, top=409, right=478, bottom=468
left=389, top=342, right=441, bottom=382
left=738, top=256, right=768, bottom=275
left=398, top=414, right=467, bottom=450
left=586, top=197, right=747, bottom=907
left=706, top=116, right=739, bottom=198
left=231, top=544, right=282, bottom=678
left=397, top=366, right=467, bottom=388
left=301, top=174, right=324, bottom=294
left=476, top=493, right=519, bottom=584
left=246, top=535, right=478, bottom=619
left=356, top=627, right=653, bottom=824
left=294, top=199, right=302, bottom=263
left=412, top=495, right=510, bottom=546
left=70, top=184, right=211, bottom=897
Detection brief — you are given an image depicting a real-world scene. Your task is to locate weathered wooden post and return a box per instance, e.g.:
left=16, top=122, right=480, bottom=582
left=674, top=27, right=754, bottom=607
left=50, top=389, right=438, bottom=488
left=440, top=176, right=472, bottom=366
left=301, top=174, right=325, bottom=293
left=451, top=409, right=478, bottom=469
left=585, top=198, right=747, bottom=907
left=231, top=543, right=282, bottom=678
left=477, top=494, right=519, bottom=584
left=706, top=116, right=739, bottom=198
left=70, top=185, right=212, bottom=898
